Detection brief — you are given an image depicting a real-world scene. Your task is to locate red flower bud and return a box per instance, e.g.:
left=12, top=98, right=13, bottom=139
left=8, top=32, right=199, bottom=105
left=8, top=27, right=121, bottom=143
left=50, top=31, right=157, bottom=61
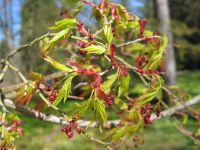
left=67, top=131, right=74, bottom=139
left=109, top=44, right=116, bottom=61
left=156, top=108, right=161, bottom=117
left=76, top=127, right=82, bottom=134
left=138, top=19, right=147, bottom=37
left=144, top=116, right=151, bottom=124
left=77, top=22, right=93, bottom=40
left=111, top=3, right=118, bottom=20
left=100, top=0, right=108, bottom=13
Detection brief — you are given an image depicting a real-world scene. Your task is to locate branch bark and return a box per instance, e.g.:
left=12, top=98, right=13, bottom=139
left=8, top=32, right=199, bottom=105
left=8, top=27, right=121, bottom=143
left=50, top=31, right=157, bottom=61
left=3, top=95, right=200, bottom=128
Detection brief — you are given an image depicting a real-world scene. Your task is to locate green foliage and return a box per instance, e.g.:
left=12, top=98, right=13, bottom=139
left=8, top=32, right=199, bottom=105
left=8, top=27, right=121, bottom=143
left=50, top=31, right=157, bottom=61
left=49, top=18, right=77, bottom=31
left=73, top=98, right=107, bottom=125
left=118, top=75, right=130, bottom=97
left=91, top=99, right=107, bottom=124
left=103, top=24, right=113, bottom=44
left=137, top=75, right=163, bottom=105
left=44, top=56, right=73, bottom=72
left=109, top=126, right=128, bottom=141
left=82, top=45, right=107, bottom=54
left=108, top=124, right=140, bottom=142
left=53, top=73, right=77, bottom=106
left=145, top=36, right=168, bottom=70
left=102, top=72, right=118, bottom=93
left=44, top=28, right=71, bottom=55
left=3, top=1, right=193, bottom=149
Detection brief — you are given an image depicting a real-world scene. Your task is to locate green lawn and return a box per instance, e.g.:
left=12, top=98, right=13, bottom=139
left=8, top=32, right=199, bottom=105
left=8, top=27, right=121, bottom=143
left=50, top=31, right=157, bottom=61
left=14, top=71, right=200, bottom=150
left=177, top=71, right=200, bottom=96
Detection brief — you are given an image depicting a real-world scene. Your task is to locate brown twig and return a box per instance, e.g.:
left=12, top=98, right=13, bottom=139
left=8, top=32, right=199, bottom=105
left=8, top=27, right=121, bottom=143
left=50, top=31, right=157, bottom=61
left=3, top=95, right=200, bottom=128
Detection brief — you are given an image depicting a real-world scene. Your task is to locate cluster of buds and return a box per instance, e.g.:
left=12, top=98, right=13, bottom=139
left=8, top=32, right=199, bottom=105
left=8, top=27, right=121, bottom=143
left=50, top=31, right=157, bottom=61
left=109, top=44, right=128, bottom=76
left=110, top=3, right=118, bottom=20
left=156, top=107, right=161, bottom=117
left=133, top=135, right=144, bottom=148
left=67, top=60, right=113, bottom=107
left=136, top=55, right=164, bottom=75
left=61, top=117, right=81, bottom=139
left=140, top=103, right=153, bottom=125
left=138, top=19, right=147, bottom=38
left=37, top=79, right=59, bottom=102
left=81, top=0, right=129, bottom=22
left=77, top=22, right=93, bottom=41
left=143, top=33, right=161, bottom=49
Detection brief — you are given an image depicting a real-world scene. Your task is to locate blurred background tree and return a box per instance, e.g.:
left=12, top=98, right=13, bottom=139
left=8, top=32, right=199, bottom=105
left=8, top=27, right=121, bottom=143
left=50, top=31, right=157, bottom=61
left=20, top=0, right=59, bottom=73
left=143, top=0, right=200, bottom=70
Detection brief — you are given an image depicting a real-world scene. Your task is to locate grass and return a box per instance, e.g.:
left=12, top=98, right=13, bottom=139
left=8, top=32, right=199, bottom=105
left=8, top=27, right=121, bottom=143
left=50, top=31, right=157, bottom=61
left=177, top=71, right=200, bottom=96
left=14, top=71, right=200, bottom=150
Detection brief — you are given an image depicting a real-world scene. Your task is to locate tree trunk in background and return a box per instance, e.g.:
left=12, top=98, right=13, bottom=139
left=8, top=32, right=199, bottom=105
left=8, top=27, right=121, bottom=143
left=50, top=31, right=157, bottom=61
left=156, top=0, right=176, bottom=85
left=1, top=0, right=20, bottom=84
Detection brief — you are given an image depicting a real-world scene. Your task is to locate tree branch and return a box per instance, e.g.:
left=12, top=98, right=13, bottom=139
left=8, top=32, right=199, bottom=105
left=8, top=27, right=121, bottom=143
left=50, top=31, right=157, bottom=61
left=3, top=95, right=200, bottom=128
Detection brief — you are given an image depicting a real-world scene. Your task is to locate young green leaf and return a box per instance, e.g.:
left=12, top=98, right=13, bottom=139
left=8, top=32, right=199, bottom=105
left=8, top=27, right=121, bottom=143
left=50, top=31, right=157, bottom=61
left=103, top=24, right=113, bottom=44
left=118, top=75, right=130, bottom=97
left=137, top=75, right=163, bottom=105
left=49, top=18, right=77, bottom=31
left=145, top=36, right=168, bottom=70
left=73, top=99, right=107, bottom=124
left=43, top=28, right=71, bottom=55
left=115, top=4, right=129, bottom=21
left=91, top=99, right=107, bottom=124
left=53, top=73, right=77, bottom=106
left=44, top=56, right=73, bottom=72
left=102, top=73, right=118, bottom=93
left=73, top=99, right=92, bottom=115
left=109, top=126, right=128, bottom=141
left=82, top=45, right=106, bottom=54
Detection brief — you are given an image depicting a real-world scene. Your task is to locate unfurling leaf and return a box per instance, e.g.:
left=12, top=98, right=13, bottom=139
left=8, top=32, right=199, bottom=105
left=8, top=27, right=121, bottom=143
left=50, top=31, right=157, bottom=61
left=91, top=99, right=107, bottom=124
left=49, top=18, right=77, bottom=31
left=29, top=71, right=43, bottom=80
left=118, top=75, right=130, bottom=97
left=44, top=56, right=73, bottom=72
left=73, top=99, right=92, bottom=115
left=137, top=74, right=163, bottom=105
left=43, top=28, right=71, bottom=55
left=82, top=45, right=106, bottom=54
left=109, top=126, right=128, bottom=141
left=53, top=73, right=77, bottom=106
left=145, top=36, right=168, bottom=69
left=102, top=72, right=118, bottom=93
left=115, top=4, right=129, bottom=21
left=103, top=24, right=113, bottom=44
left=73, top=98, right=107, bottom=124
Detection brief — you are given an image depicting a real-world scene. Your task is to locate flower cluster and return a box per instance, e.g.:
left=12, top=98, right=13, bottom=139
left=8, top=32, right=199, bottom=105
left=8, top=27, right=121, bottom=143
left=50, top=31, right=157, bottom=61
left=37, top=79, right=59, bottom=102
left=140, top=103, right=153, bottom=125
left=67, top=60, right=113, bottom=106
left=61, top=117, right=81, bottom=139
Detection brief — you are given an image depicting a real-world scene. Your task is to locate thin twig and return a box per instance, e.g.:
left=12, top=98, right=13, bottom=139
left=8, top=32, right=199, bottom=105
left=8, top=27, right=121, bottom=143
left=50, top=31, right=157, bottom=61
left=0, top=90, right=8, bottom=142
left=1, top=33, right=55, bottom=64
left=116, top=35, right=161, bottom=47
